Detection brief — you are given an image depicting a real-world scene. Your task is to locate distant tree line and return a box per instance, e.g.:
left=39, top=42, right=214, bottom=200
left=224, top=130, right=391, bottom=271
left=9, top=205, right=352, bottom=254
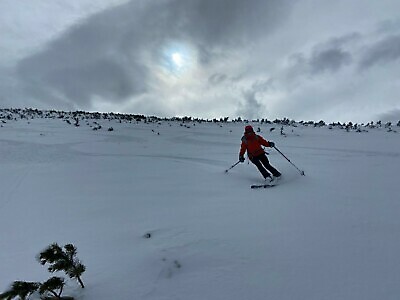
left=1, top=108, right=399, bottom=132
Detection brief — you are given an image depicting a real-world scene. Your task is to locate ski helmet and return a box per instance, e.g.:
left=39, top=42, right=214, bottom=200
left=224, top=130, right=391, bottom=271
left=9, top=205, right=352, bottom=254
left=244, top=125, right=254, bottom=133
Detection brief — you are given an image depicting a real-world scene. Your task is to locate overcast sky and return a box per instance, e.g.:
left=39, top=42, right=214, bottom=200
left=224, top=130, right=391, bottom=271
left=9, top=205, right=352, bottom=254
left=1, top=0, right=400, bottom=122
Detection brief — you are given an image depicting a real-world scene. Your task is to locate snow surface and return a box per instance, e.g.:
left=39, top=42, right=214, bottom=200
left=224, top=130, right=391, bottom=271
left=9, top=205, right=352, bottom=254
left=1, top=112, right=400, bottom=300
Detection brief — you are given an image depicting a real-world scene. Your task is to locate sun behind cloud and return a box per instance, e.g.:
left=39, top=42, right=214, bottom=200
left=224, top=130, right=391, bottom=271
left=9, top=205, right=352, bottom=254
left=172, top=52, right=184, bottom=68
left=159, top=41, right=198, bottom=77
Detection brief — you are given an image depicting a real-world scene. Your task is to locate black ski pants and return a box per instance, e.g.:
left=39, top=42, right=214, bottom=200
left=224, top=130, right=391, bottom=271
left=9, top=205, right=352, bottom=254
left=250, top=153, right=281, bottom=179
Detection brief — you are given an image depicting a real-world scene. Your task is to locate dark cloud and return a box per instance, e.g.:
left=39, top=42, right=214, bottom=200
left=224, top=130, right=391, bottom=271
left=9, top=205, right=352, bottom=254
left=17, top=2, right=149, bottom=108
left=16, top=0, right=292, bottom=110
left=45, top=59, right=142, bottom=102
left=287, top=34, right=358, bottom=77
left=359, top=34, right=400, bottom=70
left=178, top=0, right=291, bottom=46
left=309, top=48, right=352, bottom=74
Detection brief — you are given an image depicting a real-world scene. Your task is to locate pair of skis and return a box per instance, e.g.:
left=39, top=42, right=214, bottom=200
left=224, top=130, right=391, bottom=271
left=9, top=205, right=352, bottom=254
left=250, top=183, right=276, bottom=189
left=225, top=162, right=279, bottom=188
left=251, top=177, right=278, bottom=189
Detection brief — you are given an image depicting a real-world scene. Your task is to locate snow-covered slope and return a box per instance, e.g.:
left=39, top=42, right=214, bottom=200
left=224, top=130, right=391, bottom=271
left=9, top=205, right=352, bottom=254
left=1, top=111, right=400, bottom=300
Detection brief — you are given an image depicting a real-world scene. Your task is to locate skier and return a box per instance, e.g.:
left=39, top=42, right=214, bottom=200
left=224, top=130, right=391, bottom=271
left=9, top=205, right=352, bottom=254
left=239, top=125, right=281, bottom=182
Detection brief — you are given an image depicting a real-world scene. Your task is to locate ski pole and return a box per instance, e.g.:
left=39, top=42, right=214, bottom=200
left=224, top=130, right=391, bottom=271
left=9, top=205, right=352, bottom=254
left=225, top=161, right=240, bottom=173
left=273, top=146, right=305, bottom=176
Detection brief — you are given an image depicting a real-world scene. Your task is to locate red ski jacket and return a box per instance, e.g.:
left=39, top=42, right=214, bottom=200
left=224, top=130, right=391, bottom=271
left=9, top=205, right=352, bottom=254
left=239, top=132, right=272, bottom=159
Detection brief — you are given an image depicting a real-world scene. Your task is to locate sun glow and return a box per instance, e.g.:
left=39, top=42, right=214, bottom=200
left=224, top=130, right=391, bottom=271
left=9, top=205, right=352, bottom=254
left=160, top=41, right=197, bottom=77
left=172, top=52, right=184, bottom=67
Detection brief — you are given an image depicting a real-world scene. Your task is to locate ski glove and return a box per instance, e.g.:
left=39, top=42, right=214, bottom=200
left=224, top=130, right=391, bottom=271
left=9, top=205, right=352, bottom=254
left=239, top=155, right=245, bottom=163
left=269, top=141, right=275, bottom=147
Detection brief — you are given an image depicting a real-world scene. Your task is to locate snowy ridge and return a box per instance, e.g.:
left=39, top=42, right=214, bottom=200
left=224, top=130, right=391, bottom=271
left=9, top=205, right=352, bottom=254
left=1, top=109, right=400, bottom=300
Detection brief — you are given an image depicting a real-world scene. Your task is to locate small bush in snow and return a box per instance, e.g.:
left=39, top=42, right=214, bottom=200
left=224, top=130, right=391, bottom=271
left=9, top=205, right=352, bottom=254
left=0, top=281, right=40, bottom=300
left=0, top=278, right=73, bottom=300
left=38, top=243, right=86, bottom=288
left=0, top=243, right=85, bottom=300
left=39, top=276, right=71, bottom=300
